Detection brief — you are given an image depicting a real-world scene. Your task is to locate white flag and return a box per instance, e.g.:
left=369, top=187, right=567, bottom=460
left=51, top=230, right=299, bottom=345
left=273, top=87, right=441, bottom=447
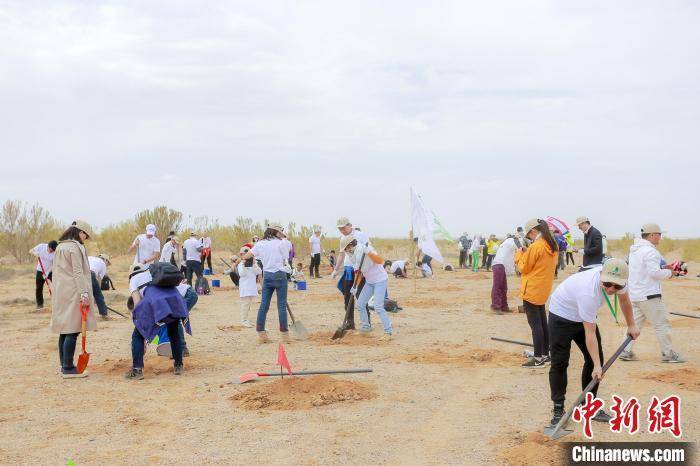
left=410, top=188, right=444, bottom=263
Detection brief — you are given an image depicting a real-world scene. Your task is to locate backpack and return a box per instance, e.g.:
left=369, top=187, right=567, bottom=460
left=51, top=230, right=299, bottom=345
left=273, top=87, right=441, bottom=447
left=195, top=276, right=211, bottom=295
left=384, top=299, right=402, bottom=313
left=148, top=262, right=184, bottom=288
left=100, top=275, right=114, bottom=291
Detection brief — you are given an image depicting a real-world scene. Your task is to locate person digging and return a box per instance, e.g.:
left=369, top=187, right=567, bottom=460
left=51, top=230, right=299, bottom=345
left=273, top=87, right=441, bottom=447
left=546, top=258, right=640, bottom=427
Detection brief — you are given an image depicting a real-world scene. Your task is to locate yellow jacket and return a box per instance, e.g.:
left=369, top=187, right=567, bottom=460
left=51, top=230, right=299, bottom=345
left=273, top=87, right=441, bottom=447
left=487, top=239, right=499, bottom=255
left=515, top=237, right=558, bottom=305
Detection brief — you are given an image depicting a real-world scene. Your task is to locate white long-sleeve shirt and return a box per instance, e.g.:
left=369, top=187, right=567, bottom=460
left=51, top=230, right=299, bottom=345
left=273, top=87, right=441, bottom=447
left=31, top=243, right=55, bottom=274
left=628, top=238, right=672, bottom=302
left=237, top=261, right=261, bottom=297
left=493, top=237, right=517, bottom=274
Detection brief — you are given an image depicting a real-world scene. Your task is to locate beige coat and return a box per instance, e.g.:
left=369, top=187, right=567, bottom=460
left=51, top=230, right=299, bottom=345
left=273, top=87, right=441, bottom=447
left=50, top=240, right=97, bottom=334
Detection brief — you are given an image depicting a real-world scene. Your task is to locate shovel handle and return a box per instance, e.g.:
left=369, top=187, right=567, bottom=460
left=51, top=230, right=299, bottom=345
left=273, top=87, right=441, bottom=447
left=286, top=303, right=296, bottom=324
left=490, top=337, right=534, bottom=347
left=257, top=369, right=373, bottom=377
left=670, top=311, right=700, bottom=320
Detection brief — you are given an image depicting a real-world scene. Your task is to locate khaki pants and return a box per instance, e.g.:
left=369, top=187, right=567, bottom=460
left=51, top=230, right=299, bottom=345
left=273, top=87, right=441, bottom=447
left=624, top=297, right=673, bottom=355
left=240, top=296, right=254, bottom=323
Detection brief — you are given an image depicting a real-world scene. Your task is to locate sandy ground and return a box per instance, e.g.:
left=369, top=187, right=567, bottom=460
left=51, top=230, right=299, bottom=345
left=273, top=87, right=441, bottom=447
left=1, top=255, right=699, bottom=465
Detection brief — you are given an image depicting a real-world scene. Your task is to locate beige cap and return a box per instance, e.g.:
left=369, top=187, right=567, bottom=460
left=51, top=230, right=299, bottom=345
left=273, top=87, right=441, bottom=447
left=641, top=223, right=664, bottom=235
left=600, top=258, right=628, bottom=286
left=524, top=218, right=539, bottom=233
left=340, top=234, right=356, bottom=250
left=71, top=220, right=94, bottom=238
left=336, top=217, right=351, bottom=228
left=129, top=262, right=147, bottom=278
left=576, top=216, right=590, bottom=225
left=98, top=253, right=111, bottom=265
left=267, top=223, right=284, bottom=233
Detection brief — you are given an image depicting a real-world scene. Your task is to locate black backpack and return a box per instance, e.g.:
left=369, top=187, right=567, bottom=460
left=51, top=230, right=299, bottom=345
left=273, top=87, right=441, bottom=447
left=148, top=262, right=184, bottom=287
left=195, top=276, right=211, bottom=295
left=100, top=275, right=114, bottom=291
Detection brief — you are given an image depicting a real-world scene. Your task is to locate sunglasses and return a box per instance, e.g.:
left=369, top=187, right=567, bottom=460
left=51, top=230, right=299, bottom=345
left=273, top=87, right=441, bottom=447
left=602, top=282, right=624, bottom=291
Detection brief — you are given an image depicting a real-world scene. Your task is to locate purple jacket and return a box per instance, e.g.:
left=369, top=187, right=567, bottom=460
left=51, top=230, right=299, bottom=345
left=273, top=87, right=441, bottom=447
left=133, top=286, right=190, bottom=340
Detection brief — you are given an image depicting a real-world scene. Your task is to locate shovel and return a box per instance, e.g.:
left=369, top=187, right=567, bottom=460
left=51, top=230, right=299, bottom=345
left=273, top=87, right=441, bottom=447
left=490, top=337, right=534, bottom=347
left=76, top=303, right=91, bottom=373
left=544, top=335, right=632, bottom=440
left=106, top=305, right=129, bottom=318
left=670, top=311, right=700, bottom=320
left=38, top=257, right=53, bottom=296
left=286, top=303, right=308, bottom=339
left=234, top=368, right=373, bottom=384
left=332, top=253, right=366, bottom=340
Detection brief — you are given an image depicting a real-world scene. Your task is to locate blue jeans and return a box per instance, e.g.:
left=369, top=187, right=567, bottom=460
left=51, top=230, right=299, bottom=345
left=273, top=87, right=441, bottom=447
left=58, top=333, right=79, bottom=370
left=132, top=321, right=183, bottom=369
left=256, top=271, right=288, bottom=332
left=355, top=279, right=392, bottom=334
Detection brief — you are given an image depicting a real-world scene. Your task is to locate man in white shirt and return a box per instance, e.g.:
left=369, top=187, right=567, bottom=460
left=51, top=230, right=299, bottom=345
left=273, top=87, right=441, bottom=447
left=88, top=254, right=111, bottom=318
left=129, top=224, right=161, bottom=266
left=30, top=240, right=57, bottom=310
left=183, top=232, right=204, bottom=287
left=200, top=235, right=214, bottom=274
left=332, top=217, right=372, bottom=329
left=546, top=259, right=640, bottom=428
left=160, top=236, right=181, bottom=266
left=308, top=229, right=323, bottom=278
left=619, top=223, right=685, bottom=363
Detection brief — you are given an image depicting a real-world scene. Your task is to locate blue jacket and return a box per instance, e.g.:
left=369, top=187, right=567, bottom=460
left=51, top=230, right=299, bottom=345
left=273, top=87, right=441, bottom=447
left=133, top=286, right=191, bottom=341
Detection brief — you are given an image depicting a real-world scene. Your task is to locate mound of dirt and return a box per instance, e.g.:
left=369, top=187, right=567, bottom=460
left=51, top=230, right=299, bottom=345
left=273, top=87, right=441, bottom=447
left=400, top=348, right=521, bottom=367
left=641, top=367, right=700, bottom=392
left=499, top=432, right=564, bottom=466
left=90, top=357, right=214, bottom=376
left=308, top=331, right=385, bottom=346
left=1, top=297, right=35, bottom=306
left=231, top=375, right=377, bottom=410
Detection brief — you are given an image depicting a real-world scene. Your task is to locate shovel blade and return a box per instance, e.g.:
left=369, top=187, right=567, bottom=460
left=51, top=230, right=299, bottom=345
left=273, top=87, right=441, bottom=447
left=543, top=425, right=573, bottom=440
left=76, top=352, right=90, bottom=374
left=291, top=321, right=309, bottom=340
left=331, top=326, right=347, bottom=340
left=237, top=372, right=260, bottom=384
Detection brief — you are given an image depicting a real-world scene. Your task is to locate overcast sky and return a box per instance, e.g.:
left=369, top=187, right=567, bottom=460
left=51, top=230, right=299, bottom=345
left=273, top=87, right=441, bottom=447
left=1, top=1, right=698, bottom=239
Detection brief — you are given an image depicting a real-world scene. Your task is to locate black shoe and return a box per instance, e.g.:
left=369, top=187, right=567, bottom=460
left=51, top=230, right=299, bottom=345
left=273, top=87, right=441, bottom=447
left=522, top=357, right=545, bottom=367
left=125, top=368, right=144, bottom=380
left=541, top=355, right=551, bottom=364
left=550, top=404, right=565, bottom=427
left=592, top=409, right=612, bottom=423
left=174, top=364, right=183, bottom=375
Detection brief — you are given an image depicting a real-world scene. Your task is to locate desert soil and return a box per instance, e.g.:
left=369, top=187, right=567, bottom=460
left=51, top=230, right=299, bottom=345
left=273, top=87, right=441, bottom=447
left=1, top=256, right=698, bottom=464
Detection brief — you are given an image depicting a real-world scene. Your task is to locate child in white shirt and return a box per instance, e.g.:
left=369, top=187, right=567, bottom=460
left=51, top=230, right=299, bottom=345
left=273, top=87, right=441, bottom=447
left=237, top=247, right=261, bottom=327
left=291, top=262, right=306, bottom=289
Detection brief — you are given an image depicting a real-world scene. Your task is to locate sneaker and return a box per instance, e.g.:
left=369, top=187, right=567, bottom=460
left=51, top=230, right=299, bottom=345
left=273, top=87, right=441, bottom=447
left=280, top=332, right=292, bottom=343
left=379, top=332, right=393, bottom=341
left=662, top=351, right=686, bottom=363
left=592, top=409, right=612, bottom=423
left=124, top=368, right=144, bottom=380
left=174, top=364, right=183, bottom=375
left=549, top=404, right=565, bottom=427
left=517, top=305, right=525, bottom=313
left=257, top=331, right=271, bottom=344
left=541, top=355, right=551, bottom=364
left=99, top=314, right=111, bottom=321
left=241, top=320, right=254, bottom=328
left=61, top=367, right=88, bottom=379
left=619, top=351, right=638, bottom=361
left=183, top=348, right=190, bottom=358
left=359, top=326, right=372, bottom=335
left=522, top=357, right=545, bottom=367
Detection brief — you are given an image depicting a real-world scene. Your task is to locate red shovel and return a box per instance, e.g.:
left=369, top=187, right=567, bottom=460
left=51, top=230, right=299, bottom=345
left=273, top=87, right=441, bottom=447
left=38, top=257, right=52, bottom=296
left=76, top=303, right=90, bottom=373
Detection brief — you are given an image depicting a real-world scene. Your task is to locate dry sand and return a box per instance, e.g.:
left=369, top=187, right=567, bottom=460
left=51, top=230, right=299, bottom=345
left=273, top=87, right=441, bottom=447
left=1, top=256, right=699, bottom=464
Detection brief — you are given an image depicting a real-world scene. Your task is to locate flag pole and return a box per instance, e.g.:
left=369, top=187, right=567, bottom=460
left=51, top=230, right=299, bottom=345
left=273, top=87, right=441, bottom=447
left=410, top=188, right=416, bottom=294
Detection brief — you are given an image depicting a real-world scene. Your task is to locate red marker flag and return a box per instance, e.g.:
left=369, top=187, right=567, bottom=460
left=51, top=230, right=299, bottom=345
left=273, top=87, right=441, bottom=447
left=277, top=344, right=293, bottom=375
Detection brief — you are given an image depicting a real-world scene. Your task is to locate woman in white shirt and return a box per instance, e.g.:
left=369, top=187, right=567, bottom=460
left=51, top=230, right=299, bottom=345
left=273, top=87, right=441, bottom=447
left=342, top=234, right=393, bottom=340
left=237, top=246, right=261, bottom=328
left=241, top=224, right=291, bottom=343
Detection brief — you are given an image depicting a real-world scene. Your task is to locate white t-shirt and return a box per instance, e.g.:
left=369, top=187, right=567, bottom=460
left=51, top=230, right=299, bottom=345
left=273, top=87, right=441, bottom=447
left=549, top=266, right=628, bottom=324
left=133, top=234, right=161, bottom=264
left=309, top=235, right=322, bottom=255
left=129, top=270, right=153, bottom=298
left=390, top=260, right=405, bottom=273
left=237, top=262, right=261, bottom=297
left=251, top=238, right=288, bottom=273
left=493, top=237, right=518, bottom=273
left=350, top=245, right=387, bottom=285
left=160, top=241, right=180, bottom=263
left=183, top=237, right=203, bottom=262
left=88, top=256, right=107, bottom=280
left=32, top=243, right=55, bottom=274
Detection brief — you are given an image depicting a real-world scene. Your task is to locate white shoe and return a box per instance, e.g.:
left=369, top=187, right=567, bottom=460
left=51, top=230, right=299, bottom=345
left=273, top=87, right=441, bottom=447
left=241, top=320, right=254, bottom=328
left=662, top=351, right=686, bottom=363
left=257, top=331, right=271, bottom=343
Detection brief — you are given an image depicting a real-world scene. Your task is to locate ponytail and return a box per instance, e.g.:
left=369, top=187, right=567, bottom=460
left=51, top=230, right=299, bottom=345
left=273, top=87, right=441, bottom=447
left=537, top=219, right=558, bottom=252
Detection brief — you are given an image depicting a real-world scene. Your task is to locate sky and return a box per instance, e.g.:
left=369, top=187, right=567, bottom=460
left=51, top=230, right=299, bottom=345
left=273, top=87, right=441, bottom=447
left=1, top=1, right=699, bottom=239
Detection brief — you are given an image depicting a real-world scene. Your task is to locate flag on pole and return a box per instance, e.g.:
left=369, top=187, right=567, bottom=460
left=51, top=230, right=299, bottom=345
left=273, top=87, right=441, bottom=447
left=410, top=188, right=445, bottom=263
left=277, top=344, right=293, bottom=375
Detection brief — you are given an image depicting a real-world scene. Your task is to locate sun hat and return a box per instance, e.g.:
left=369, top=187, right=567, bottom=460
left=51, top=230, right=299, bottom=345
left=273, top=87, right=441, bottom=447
left=641, top=223, right=665, bottom=235
left=340, top=234, right=356, bottom=250
left=129, top=263, right=147, bottom=279
left=600, top=258, right=628, bottom=287
left=190, top=232, right=197, bottom=236
left=576, top=216, right=590, bottom=225
left=98, top=254, right=111, bottom=265
left=71, top=220, right=94, bottom=239
left=336, top=217, right=351, bottom=228
left=524, top=218, right=540, bottom=233
left=146, top=224, right=156, bottom=235
left=267, top=223, right=284, bottom=233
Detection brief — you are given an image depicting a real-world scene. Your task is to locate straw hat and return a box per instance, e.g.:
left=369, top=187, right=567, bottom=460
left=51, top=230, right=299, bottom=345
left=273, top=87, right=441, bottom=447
left=71, top=220, right=94, bottom=239
left=601, top=258, right=629, bottom=287
left=98, top=254, right=111, bottom=266
left=267, top=223, right=284, bottom=233
left=129, top=263, right=147, bottom=279
left=336, top=217, right=351, bottom=228
left=340, top=234, right=356, bottom=250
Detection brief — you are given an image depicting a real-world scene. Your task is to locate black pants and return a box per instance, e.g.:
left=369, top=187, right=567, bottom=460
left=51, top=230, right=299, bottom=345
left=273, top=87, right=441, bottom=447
left=566, top=252, right=575, bottom=265
left=186, top=260, right=203, bottom=287
left=201, top=253, right=213, bottom=273
left=481, top=250, right=488, bottom=267
left=58, top=332, right=79, bottom=370
left=459, top=250, right=468, bottom=268
left=548, top=313, right=604, bottom=405
left=485, top=254, right=495, bottom=271
left=91, top=272, right=108, bottom=316
left=342, top=274, right=368, bottom=328
left=35, top=270, right=52, bottom=307
left=229, top=271, right=240, bottom=287
left=310, top=253, right=321, bottom=278
left=524, top=301, right=549, bottom=357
